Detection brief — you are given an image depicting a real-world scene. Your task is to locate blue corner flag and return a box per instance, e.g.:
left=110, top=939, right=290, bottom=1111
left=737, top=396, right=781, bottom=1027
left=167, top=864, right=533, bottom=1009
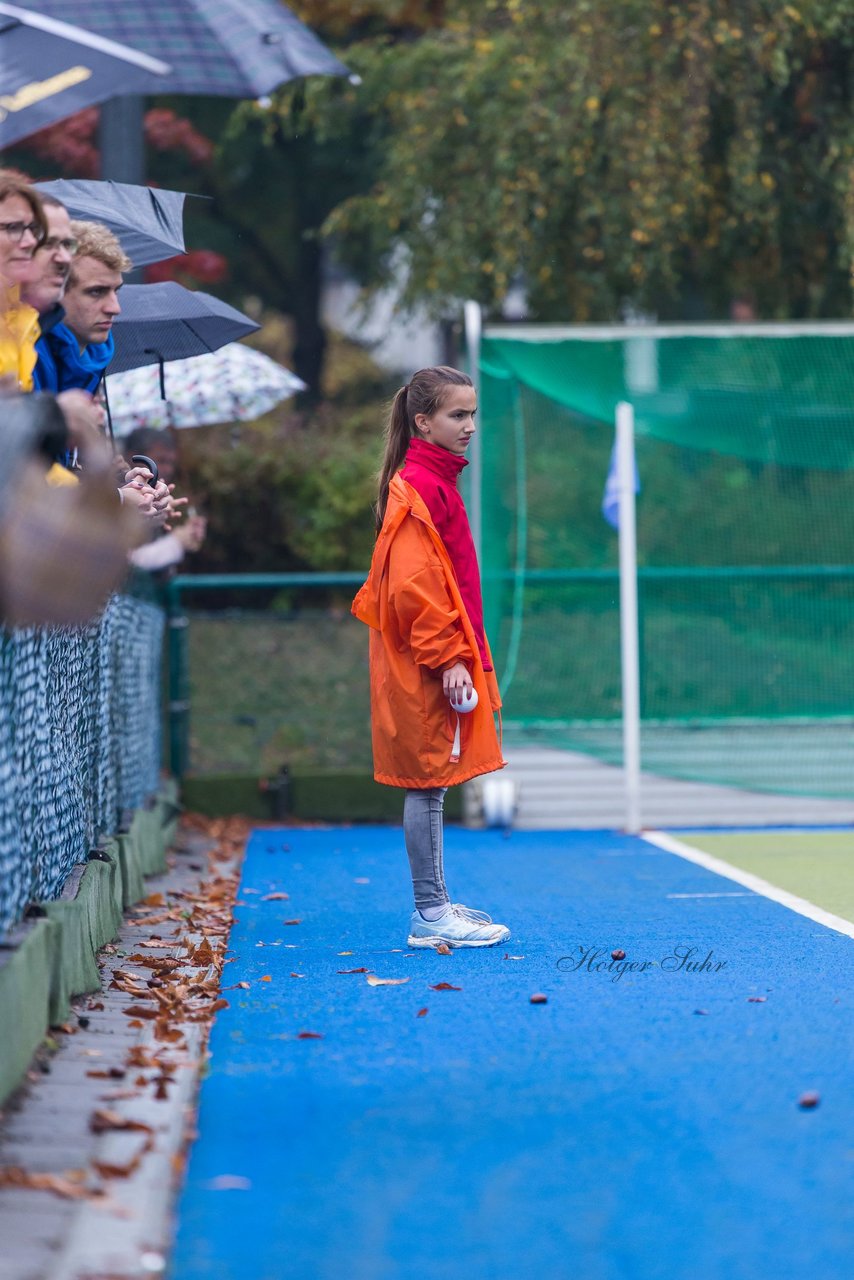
left=601, top=437, right=640, bottom=529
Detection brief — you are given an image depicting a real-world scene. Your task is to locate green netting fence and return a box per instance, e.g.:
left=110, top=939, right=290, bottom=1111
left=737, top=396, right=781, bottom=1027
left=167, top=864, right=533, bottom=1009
left=0, top=590, right=165, bottom=937
left=478, top=324, right=854, bottom=798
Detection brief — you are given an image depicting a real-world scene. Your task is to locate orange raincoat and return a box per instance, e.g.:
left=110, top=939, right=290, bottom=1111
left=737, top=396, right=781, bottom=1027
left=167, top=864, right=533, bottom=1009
left=352, top=473, right=505, bottom=788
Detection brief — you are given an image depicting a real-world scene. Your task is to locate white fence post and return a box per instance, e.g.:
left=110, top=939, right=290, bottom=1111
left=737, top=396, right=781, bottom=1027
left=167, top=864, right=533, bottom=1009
left=617, top=401, right=642, bottom=833
left=463, top=300, right=483, bottom=564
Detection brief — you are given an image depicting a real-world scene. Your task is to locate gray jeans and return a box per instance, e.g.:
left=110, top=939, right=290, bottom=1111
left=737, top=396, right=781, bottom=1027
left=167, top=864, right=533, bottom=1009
left=403, top=787, right=449, bottom=911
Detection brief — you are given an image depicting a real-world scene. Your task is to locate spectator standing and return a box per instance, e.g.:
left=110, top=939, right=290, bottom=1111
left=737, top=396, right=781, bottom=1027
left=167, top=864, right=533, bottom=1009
left=32, top=219, right=129, bottom=396
left=20, top=196, right=106, bottom=460
left=0, top=172, right=46, bottom=392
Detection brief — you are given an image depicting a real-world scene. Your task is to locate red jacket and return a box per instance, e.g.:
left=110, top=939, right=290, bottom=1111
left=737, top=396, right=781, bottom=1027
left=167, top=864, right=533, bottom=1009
left=401, top=438, right=491, bottom=671
left=352, top=474, right=504, bottom=788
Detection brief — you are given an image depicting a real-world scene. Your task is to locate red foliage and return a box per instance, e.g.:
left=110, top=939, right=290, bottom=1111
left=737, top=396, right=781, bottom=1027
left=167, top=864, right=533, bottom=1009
left=12, top=106, right=213, bottom=178
left=145, top=250, right=229, bottom=286
left=20, top=108, right=100, bottom=177
left=145, top=109, right=214, bottom=166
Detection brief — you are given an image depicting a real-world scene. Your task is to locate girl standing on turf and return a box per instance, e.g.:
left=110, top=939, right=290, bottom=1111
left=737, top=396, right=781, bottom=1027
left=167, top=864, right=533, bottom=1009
left=352, top=366, right=510, bottom=949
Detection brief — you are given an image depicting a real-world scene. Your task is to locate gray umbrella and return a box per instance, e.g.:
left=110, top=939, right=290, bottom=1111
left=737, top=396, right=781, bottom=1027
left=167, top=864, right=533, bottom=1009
left=109, top=281, right=260, bottom=375
left=22, top=0, right=350, bottom=96
left=34, top=179, right=196, bottom=268
left=0, top=2, right=170, bottom=147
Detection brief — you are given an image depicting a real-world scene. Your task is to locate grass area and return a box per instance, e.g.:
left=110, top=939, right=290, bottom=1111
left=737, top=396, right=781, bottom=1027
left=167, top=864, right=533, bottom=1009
left=673, top=830, right=854, bottom=922
left=495, top=590, right=854, bottom=722
left=187, top=609, right=372, bottom=775
left=186, top=599, right=854, bottom=796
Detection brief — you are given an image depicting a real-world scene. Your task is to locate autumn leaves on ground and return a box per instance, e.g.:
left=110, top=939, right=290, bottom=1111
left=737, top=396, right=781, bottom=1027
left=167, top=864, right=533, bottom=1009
left=0, top=814, right=250, bottom=1205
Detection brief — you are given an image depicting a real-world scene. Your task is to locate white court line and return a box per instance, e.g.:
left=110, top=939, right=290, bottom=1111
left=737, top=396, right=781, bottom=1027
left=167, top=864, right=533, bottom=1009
left=644, top=830, right=854, bottom=940
left=666, top=892, right=751, bottom=899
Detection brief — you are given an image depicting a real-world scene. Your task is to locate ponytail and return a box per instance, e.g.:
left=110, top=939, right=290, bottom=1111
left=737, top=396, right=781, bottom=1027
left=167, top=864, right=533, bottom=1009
left=374, top=365, right=474, bottom=532
left=375, top=385, right=412, bottom=531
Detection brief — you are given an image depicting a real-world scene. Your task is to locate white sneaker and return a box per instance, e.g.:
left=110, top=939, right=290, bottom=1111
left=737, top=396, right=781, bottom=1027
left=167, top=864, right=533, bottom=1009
left=407, top=904, right=510, bottom=949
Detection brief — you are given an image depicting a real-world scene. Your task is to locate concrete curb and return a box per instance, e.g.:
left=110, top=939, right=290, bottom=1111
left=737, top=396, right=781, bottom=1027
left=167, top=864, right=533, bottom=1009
left=0, top=827, right=243, bottom=1280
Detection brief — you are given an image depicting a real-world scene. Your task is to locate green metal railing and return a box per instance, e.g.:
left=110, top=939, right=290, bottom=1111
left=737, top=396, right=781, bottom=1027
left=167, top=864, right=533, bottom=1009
left=166, top=565, right=854, bottom=778
left=166, top=573, right=366, bottom=777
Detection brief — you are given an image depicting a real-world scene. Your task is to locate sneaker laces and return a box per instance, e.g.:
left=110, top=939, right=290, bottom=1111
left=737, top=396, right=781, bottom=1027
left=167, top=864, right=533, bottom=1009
left=451, top=903, right=494, bottom=924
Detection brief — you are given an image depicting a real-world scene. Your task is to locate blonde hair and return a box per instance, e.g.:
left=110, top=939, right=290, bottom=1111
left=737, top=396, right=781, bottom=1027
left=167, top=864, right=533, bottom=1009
left=68, top=220, right=132, bottom=283
left=375, top=365, right=473, bottom=531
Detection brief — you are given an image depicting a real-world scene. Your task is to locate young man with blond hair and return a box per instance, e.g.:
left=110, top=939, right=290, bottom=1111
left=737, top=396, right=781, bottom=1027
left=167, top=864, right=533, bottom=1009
left=33, top=219, right=131, bottom=394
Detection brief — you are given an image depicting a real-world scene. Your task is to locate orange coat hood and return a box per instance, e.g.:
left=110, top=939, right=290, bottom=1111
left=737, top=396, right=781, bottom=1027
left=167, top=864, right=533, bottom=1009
left=352, top=474, right=504, bottom=789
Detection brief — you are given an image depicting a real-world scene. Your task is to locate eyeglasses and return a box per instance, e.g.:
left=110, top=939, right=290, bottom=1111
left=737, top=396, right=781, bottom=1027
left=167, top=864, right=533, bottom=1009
left=0, top=220, right=45, bottom=243
left=41, top=235, right=79, bottom=254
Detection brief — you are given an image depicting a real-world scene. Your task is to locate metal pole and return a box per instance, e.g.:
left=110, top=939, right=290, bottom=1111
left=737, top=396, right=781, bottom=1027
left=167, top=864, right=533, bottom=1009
left=463, top=300, right=483, bottom=564
left=166, top=579, right=190, bottom=779
left=616, top=401, right=642, bottom=833
left=99, top=97, right=145, bottom=282
left=99, top=97, right=145, bottom=184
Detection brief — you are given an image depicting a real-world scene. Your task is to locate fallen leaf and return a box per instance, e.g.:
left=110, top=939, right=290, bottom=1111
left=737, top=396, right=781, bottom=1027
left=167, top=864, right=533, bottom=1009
left=417, top=1008, right=429, bottom=1017
left=92, top=1136, right=153, bottom=1180
left=798, top=1091, right=820, bottom=1109
left=283, top=919, right=302, bottom=926
left=290, top=972, right=305, bottom=978
left=429, top=982, right=461, bottom=991
left=0, top=1166, right=90, bottom=1199
left=747, top=996, right=767, bottom=1003
left=530, top=993, right=548, bottom=1004
left=435, top=943, right=453, bottom=955
left=261, top=892, right=289, bottom=900
left=260, top=975, right=272, bottom=982
left=122, top=1006, right=158, bottom=1020
left=90, top=1109, right=153, bottom=1135
left=297, top=1031, right=324, bottom=1039
left=143, top=893, right=165, bottom=907
left=365, top=974, right=411, bottom=986
left=86, top=1068, right=126, bottom=1080
left=127, top=1020, right=144, bottom=1029
left=236, top=981, right=250, bottom=989
left=337, top=967, right=369, bottom=974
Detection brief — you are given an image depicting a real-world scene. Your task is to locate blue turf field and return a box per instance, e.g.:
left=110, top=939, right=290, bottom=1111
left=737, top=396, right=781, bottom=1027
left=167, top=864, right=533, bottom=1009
left=171, top=827, right=854, bottom=1280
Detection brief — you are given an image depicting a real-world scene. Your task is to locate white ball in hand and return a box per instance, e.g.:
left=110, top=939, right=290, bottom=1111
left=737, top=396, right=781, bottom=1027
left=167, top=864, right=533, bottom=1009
left=451, top=686, right=478, bottom=713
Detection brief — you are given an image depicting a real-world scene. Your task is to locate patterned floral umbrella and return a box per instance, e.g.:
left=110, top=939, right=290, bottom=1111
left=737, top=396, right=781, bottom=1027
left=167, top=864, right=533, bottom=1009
left=105, top=342, right=305, bottom=433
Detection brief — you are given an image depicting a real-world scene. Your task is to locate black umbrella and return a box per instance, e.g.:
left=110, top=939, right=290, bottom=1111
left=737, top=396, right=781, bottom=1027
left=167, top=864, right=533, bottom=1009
left=109, top=281, right=260, bottom=376
left=34, top=178, right=196, bottom=268
left=23, top=0, right=350, bottom=96
left=0, top=2, right=170, bottom=148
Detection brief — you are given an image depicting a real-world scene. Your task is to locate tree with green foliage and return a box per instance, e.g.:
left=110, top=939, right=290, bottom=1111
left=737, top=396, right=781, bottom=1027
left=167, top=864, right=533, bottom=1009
left=298, top=0, right=854, bottom=323
left=9, top=1, right=853, bottom=388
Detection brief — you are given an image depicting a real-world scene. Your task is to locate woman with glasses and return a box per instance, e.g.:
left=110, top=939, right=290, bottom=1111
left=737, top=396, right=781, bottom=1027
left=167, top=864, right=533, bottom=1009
left=0, top=171, right=47, bottom=392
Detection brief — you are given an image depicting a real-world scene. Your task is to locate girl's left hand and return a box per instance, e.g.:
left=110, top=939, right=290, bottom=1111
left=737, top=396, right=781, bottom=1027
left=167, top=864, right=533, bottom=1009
left=443, top=662, right=472, bottom=701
